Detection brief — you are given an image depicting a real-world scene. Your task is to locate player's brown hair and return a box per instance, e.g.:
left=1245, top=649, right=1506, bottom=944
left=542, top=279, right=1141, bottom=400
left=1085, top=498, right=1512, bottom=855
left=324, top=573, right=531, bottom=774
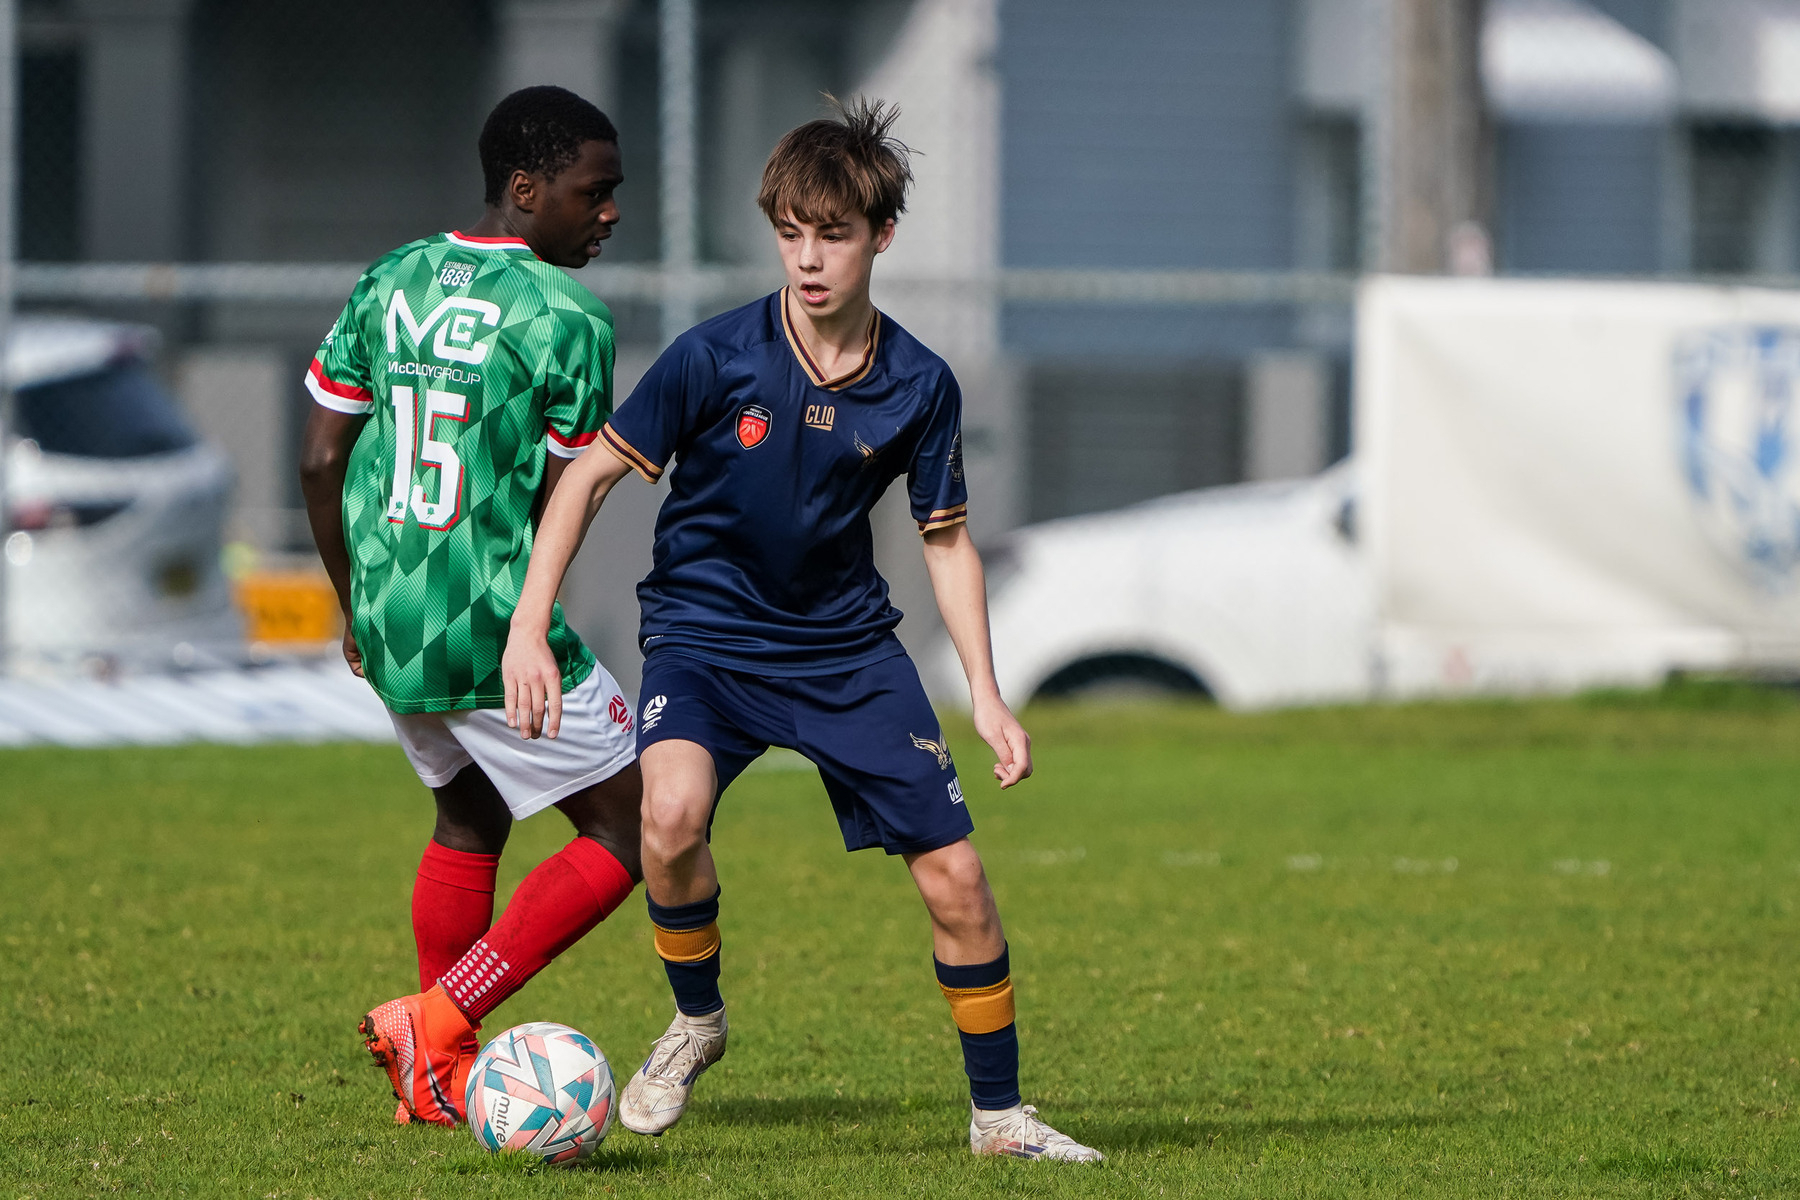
left=758, top=95, right=914, bottom=230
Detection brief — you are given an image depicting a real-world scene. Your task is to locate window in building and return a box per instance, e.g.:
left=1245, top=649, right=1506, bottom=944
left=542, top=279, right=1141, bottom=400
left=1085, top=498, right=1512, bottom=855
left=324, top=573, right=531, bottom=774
left=1295, top=116, right=1363, bottom=271
left=1689, top=121, right=1798, bottom=275
left=18, top=47, right=82, bottom=261
left=1027, top=361, right=1243, bottom=522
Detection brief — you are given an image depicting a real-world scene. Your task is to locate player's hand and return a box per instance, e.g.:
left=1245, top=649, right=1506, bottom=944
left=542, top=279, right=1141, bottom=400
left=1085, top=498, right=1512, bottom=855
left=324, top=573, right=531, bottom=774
left=503, top=633, right=563, bottom=740
left=341, top=626, right=364, bottom=678
left=972, top=695, right=1032, bottom=788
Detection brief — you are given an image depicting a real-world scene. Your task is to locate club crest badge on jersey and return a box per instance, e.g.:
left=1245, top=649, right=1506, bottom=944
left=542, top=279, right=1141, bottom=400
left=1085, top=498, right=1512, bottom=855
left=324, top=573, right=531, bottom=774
left=737, top=405, right=772, bottom=448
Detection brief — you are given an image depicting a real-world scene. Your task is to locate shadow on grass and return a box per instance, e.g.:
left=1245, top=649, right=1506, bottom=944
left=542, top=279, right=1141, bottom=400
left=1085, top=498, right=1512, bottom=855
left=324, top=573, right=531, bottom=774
left=444, top=1098, right=912, bottom=1177
left=1064, top=1104, right=1495, bottom=1154
left=448, top=1098, right=1512, bottom=1176
left=446, top=1138, right=666, bottom=1176
left=690, top=1095, right=907, bottom=1128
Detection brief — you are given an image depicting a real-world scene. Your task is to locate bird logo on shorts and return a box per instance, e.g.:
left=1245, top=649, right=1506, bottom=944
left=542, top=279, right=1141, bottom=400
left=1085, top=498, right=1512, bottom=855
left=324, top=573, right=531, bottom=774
left=909, top=732, right=951, bottom=769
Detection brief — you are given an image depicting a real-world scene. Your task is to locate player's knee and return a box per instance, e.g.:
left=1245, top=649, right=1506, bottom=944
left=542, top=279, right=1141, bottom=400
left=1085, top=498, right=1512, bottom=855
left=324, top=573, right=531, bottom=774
left=641, top=820, right=706, bottom=868
left=432, top=819, right=510, bottom=856
left=918, top=841, right=988, bottom=896
left=640, top=788, right=709, bottom=861
left=558, top=764, right=644, bottom=842
left=946, top=851, right=989, bottom=895
left=915, top=845, right=999, bottom=926
left=432, top=767, right=512, bottom=854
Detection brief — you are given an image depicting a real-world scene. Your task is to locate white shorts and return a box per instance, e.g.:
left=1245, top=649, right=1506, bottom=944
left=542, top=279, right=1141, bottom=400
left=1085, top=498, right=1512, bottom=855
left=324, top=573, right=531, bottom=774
left=387, top=662, right=638, bottom=820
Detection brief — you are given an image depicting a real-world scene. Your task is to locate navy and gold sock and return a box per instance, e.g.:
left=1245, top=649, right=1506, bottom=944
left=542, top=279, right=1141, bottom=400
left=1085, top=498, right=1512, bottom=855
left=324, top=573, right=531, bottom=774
left=648, top=888, right=724, bottom=1016
left=936, top=945, right=1022, bottom=1110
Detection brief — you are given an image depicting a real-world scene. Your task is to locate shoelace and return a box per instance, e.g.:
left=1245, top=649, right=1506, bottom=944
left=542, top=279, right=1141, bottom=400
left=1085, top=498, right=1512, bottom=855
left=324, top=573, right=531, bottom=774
left=641, top=1026, right=709, bottom=1082
left=984, top=1106, right=1081, bottom=1152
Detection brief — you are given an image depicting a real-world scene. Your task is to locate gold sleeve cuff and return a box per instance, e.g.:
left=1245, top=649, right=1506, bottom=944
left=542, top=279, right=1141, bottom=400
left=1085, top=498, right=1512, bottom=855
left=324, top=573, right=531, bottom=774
left=917, top=505, right=969, bottom=534
left=601, top=423, right=664, bottom=483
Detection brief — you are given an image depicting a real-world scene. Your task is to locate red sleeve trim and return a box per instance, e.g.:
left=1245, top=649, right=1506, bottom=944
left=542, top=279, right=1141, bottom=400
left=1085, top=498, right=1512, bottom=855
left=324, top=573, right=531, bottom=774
left=545, top=425, right=600, bottom=460
left=546, top=426, right=600, bottom=450
left=304, top=356, right=374, bottom=413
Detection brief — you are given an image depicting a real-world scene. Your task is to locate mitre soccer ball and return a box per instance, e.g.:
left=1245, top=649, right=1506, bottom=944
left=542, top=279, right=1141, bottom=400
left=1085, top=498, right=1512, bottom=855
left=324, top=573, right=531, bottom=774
left=464, top=1022, right=616, bottom=1164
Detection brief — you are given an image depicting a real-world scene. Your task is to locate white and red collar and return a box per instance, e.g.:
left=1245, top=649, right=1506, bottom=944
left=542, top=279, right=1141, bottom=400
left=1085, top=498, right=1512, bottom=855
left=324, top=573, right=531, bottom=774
left=444, top=230, right=533, bottom=251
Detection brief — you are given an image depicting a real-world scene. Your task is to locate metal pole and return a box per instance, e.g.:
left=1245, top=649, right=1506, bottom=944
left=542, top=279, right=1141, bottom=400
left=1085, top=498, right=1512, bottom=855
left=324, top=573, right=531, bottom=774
left=0, top=0, right=16, bottom=672
left=1362, top=0, right=1394, bottom=273
left=1373, top=0, right=1488, bottom=273
left=659, top=0, right=698, bottom=348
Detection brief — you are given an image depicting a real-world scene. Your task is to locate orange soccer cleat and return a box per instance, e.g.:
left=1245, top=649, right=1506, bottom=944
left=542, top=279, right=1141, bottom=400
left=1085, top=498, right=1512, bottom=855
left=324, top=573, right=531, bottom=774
left=360, top=984, right=480, bottom=1127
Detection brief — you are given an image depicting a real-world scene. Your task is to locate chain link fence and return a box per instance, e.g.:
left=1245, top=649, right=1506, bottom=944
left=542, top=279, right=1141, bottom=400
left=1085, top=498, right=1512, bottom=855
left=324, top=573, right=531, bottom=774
left=4, top=0, right=1800, bottom=692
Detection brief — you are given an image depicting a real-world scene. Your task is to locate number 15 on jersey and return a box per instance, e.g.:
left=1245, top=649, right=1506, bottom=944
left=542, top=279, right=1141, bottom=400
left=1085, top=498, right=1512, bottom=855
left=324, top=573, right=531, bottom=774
left=386, top=384, right=467, bottom=530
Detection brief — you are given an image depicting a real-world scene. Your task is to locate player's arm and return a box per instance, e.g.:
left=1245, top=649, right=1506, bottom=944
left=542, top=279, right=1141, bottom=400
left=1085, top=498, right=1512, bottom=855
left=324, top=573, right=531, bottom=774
left=510, top=328, right=699, bottom=738
left=298, top=405, right=368, bottom=677
left=298, top=273, right=379, bottom=676
left=536, top=453, right=572, bottom=521
left=503, top=442, right=635, bottom=739
left=922, top=523, right=1032, bottom=789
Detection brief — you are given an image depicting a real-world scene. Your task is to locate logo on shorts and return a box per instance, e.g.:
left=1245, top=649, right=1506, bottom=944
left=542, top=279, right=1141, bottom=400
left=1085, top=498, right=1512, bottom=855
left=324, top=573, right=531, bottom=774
left=910, top=732, right=950, bottom=769
left=642, top=694, right=668, bottom=731
left=608, top=694, right=634, bottom=732
left=737, top=405, right=772, bottom=449
left=948, top=777, right=965, bottom=805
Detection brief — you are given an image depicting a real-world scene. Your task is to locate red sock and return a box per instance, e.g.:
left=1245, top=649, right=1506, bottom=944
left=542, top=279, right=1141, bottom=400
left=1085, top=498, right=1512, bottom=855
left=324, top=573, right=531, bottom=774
left=438, top=837, right=635, bottom=1022
left=411, top=841, right=500, bottom=990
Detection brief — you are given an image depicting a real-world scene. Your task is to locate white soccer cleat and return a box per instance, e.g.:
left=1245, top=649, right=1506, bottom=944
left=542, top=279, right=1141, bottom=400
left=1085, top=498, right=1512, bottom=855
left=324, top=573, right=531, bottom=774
left=618, top=1007, right=728, bottom=1135
left=969, top=1103, right=1104, bottom=1162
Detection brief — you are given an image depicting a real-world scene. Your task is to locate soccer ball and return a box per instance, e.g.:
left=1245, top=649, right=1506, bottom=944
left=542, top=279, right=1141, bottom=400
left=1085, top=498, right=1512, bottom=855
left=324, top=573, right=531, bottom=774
left=464, top=1022, right=616, bottom=1164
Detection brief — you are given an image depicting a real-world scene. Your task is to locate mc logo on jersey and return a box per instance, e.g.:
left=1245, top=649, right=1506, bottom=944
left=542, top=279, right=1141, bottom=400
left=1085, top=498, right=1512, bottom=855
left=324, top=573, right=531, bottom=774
left=737, top=405, right=772, bottom=449
left=385, top=291, right=502, bottom=366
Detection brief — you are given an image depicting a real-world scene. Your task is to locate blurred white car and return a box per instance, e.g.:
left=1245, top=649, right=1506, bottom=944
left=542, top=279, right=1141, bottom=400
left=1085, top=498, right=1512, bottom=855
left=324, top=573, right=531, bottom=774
left=948, top=465, right=1377, bottom=710
left=4, top=318, right=239, bottom=668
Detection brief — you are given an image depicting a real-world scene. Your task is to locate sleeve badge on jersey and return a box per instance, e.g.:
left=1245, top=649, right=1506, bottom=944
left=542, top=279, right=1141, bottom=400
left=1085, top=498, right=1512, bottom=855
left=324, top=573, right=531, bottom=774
left=737, top=405, right=772, bottom=449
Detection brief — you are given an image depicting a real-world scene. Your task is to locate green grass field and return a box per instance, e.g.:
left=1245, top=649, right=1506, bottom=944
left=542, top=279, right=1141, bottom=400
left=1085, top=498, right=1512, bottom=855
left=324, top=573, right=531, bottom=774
left=6, top=684, right=1800, bottom=1197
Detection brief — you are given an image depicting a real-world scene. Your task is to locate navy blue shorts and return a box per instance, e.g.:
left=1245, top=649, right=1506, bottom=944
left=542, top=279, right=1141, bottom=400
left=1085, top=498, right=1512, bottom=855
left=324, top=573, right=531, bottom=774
left=635, top=650, right=975, bottom=855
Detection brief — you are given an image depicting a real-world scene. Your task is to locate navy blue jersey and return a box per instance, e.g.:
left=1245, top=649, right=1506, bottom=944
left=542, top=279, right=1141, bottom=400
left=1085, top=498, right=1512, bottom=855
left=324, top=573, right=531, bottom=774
left=601, top=288, right=967, bottom=675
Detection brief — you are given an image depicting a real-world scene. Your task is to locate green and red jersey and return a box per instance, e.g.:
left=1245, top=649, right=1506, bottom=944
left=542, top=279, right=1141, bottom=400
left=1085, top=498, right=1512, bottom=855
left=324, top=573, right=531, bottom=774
left=307, top=230, right=613, bottom=713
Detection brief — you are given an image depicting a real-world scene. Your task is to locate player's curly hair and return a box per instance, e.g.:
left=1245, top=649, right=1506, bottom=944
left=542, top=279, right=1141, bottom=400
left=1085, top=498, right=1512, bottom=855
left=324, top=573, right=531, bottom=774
left=758, top=95, right=914, bottom=230
left=479, top=86, right=618, bottom=207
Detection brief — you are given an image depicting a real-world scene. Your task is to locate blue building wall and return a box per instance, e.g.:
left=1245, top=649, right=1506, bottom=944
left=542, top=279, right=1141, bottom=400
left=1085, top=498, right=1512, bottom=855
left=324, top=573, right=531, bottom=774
left=993, top=0, right=1686, bottom=514
left=1497, top=125, right=1665, bottom=273
left=1492, top=0, right=1668, bottom=274
left=998, top=0, right=1297, bottom=358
